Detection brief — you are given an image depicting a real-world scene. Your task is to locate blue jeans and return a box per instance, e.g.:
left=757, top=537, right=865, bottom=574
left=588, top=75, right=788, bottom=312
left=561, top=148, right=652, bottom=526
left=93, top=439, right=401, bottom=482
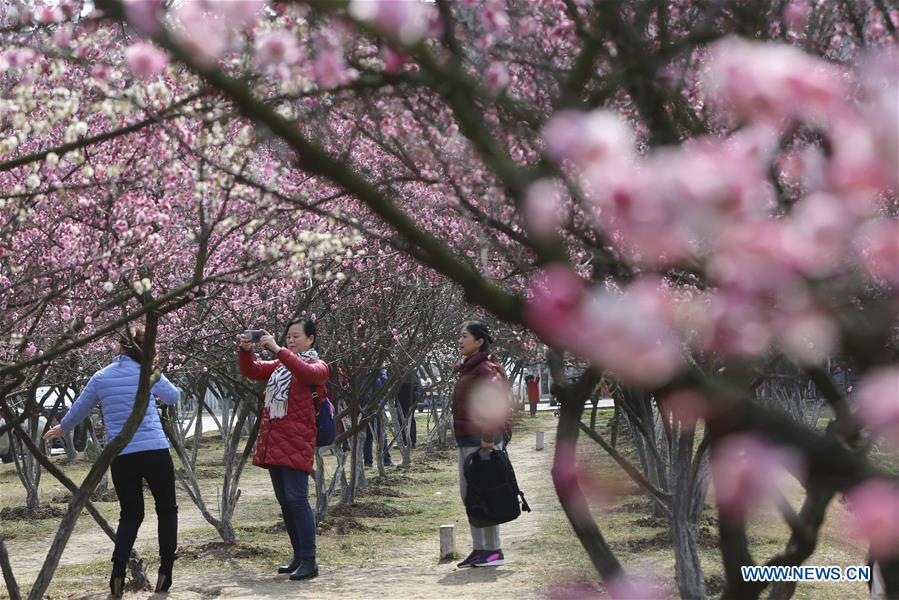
left=269, top=466, right=316, bottom=560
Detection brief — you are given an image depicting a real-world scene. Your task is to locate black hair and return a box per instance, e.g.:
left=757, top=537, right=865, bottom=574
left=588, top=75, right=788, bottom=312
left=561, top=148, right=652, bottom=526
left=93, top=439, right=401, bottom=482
left=524, top=374, right=534, bottom=382
left=463, top=320, right=493, bottom=353
left=285, top=316, right=317, bottom=346
left=118, top=327, right=147, bottom=364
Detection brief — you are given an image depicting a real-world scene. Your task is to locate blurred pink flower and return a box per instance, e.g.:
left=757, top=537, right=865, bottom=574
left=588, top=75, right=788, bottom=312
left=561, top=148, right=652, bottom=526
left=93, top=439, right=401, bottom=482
left=523, top=178, right=563, bottom=239
left=36, top=6, right=59, bottom=24
left=827, top=119, right=893, bottom=214
left=542, top=109, right=634, bottom=169
left=551, top=440, right=614, bottom=506
left=524, top=264, right=587, bottom=349
left=381, top=46, right=408, bottom=72
left=846, top=479, right=899, bottom=559
left=783, top=0, right=810, bottom=31
left=704, top=36, right=847, bottom=125
left=123, top=0, right=164, bottom=36
left=125, top=42, right=168, bottom=79
left=484, top=61, right=510, bottom=93
left=172, top=2, right=231, bottom=66
left=313, top=49, right=358, bottom=89
left=782, top=193, right=854, bottom=278
left=255, top=30, right=303, bottom=67
left=855, top=367, right=899, bottom=449
left=481, top=1, right=509, bottom=34
left=660, top=389, right=707, bottom=430
left=773, top=301, right=838, bottom=366
left=579, top=278, right=684, bottom=387
left=857, top=50, right=899, bottom=187
left=712, top=433, right=803, bottom=521
left=605, top=575, right=666, bottom=600
left=854, top=219, right=899, bottom=286
left=349, top=0, right=429, bottom=45
left=219, top=0, right=267, bottom=29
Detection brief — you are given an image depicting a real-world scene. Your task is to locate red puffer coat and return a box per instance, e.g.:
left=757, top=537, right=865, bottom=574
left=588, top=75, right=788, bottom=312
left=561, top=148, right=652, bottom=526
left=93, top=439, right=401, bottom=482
left=238, top=348, right=329, bottom=473
left=451, top=351, right=509, bottom=444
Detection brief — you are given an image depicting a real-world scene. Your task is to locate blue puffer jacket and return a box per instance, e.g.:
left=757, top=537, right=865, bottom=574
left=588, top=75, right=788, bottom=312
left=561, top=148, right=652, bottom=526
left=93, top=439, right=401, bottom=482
left=60, top=355, right=180, bottom=456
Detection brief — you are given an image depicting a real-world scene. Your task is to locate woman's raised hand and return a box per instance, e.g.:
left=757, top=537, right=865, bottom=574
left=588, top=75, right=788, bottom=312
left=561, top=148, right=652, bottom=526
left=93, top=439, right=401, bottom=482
left=237, top=334, right=253, bottom=352
left=259, top=331, right=281, bottom=354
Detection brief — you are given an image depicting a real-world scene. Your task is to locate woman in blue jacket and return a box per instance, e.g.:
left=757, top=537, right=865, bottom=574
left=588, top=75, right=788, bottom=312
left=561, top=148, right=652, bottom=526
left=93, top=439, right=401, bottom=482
left=44, top=328, right=181, bottom=597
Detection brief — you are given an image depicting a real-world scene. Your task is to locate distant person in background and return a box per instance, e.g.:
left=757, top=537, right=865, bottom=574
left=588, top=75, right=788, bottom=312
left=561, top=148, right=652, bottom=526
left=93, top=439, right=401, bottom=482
left=362, top=367, right=393, bottom=467
left=397, top=372, right=421, bottom=447
left=526, top=374, right=540, bottom=417
left=44, top=327, right=180, bottom=597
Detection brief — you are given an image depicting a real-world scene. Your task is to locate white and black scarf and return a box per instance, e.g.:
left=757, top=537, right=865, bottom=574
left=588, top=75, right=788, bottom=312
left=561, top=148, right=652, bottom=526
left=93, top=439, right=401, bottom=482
left=264, top=348, right=319, bottom=419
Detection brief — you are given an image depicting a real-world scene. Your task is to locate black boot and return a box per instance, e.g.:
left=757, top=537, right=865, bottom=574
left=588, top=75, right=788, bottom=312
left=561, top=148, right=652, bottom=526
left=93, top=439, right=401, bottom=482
left=109, top=559, right=127, bottom=598
left=289, top=558, right=319, bottom=581
left=155, top=558, right=174, bottom=593
left=278, top=557, right=302, bottom=574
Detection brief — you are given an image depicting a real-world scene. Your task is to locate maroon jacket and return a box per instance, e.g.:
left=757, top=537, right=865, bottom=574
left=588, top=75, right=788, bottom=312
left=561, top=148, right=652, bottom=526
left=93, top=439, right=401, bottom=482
left=451, top=351, right=509, bottom=446
left=238, top=348, right=329, bottom=473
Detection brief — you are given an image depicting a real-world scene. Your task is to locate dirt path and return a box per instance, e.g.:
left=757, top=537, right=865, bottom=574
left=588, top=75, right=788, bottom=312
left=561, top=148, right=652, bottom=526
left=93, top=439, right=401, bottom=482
left=161, top=428, right=560, bottom=600
left=7, top=425, right=565, bottom=599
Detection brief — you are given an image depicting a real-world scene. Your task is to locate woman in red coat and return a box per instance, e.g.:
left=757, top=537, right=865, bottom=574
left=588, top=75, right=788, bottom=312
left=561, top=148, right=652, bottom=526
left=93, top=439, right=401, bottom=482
left=452, top=320, right=510, bottom=569
left=238, top=317, right=329, bottom=581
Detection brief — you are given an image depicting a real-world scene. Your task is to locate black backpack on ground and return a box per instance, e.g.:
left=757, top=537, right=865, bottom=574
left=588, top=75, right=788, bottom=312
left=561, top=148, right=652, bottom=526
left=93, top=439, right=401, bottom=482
left=463, top=448, right=531, bottom=528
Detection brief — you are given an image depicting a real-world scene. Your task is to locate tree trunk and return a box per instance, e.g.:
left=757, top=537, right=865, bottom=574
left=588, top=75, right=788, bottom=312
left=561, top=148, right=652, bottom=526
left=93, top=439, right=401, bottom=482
left=671, top=427, right=706, bottom=600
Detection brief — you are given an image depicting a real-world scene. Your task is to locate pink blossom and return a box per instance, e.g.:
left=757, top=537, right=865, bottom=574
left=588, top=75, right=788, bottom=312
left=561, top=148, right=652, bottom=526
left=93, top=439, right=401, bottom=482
left=381, top=46, right=408, bottom=72
left=704, top=36, right=847, bottom=125
left=857, top=50, right=899, bottom=185
left=660, top=389, right=707, bottom=430
left=523, top=178, right=563, bottom=239
left=125, top=42, right=168, bottom=79
left=36, top=6, right=59, bottom=24
left=827, top=119, right=893, bottom=214
left=579, top=278, right=684, bottom=387
left=4, top=48, right=36, bottom=69
left=313, top=49, right=357, bottom=89
left=219, top=0, right=267, bottom=29
left=484, top=62, right=510, bottom=93
left=542, top=109, right=634, bottom=169
left=53, top=25, right=74, bottom=48
left=605, top=575, right=666, bottom=600
left=551, top=440, right=615, bottom=506
left=855, top=367, right=899, bottom=449
left=348, top=0, right=429, bottom=45
left=854, top=219, right=899, bottom=286
left=782, top=193, right=854, bottom=278
left=712, top=433, right=803, bottom=521
left=481, top=2, right=510, bottom=34
left=172, top=2, right=231, bottom=66
left=773, top=300, right=838, bottom=366
left=523, top=263, right=586, bottom=349
left=783, top=0, right=810, bottom=31
left=846, top=479, right=899, bottom=559
left=255, top=30, right=303, bottom=67
left=123, top=0, right=164, bottom=36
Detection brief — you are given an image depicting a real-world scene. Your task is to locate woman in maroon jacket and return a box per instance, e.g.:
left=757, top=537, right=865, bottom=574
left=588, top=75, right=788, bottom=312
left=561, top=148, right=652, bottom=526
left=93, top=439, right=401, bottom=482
left=238, top=317, right=329, bottom=581
left=452, top=320, right=509, bottom=569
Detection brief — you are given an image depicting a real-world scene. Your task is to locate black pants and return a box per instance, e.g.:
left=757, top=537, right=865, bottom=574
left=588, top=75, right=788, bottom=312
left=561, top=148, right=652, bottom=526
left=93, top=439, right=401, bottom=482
left=110, top=449, right=178, bottom=565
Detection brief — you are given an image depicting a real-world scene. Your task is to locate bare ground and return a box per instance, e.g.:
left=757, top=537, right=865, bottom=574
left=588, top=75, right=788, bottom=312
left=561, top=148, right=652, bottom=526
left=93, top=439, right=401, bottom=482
left=4, top=425, right=561, bottom=600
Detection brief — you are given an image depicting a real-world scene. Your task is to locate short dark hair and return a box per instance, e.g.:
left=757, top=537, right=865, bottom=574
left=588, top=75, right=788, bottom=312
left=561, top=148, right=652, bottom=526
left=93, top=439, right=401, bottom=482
left=463, top=320, right=493, bottom=353
left=286, top=316, right=317, bottom=346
